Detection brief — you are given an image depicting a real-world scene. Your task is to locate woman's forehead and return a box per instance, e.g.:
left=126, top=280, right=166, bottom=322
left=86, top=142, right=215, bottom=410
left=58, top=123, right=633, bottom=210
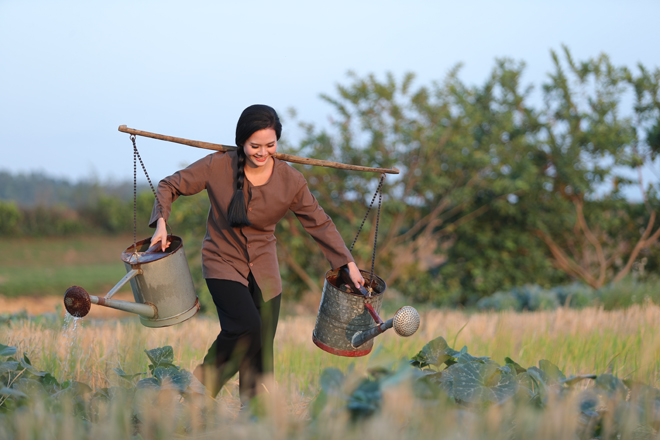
left=246, top=128, right=277, bottom=145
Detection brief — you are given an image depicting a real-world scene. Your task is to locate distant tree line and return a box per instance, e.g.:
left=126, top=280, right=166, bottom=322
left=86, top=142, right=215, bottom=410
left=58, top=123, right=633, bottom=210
left=0, top=186, right=153, bottom=237
left=0, top=171, right=152, bottom=236
left=0, top=170, right=145, bottom=208
left=2, top=47, right=659, bottom=305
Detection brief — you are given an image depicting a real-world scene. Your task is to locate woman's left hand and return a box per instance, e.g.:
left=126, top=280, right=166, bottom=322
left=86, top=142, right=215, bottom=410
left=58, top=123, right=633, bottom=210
left=346, top=262, right=365, bottom=290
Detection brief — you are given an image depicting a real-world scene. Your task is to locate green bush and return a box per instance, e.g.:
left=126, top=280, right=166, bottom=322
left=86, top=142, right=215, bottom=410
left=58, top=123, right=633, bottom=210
left=0, top=201, right=21, bottom=236
left=476, top=278, right=660, bottom=312
left=598, top=277, right=660, bottom=310
left=18, top=205, right=88, bottom=236
left=0, top=190, right=157, bottom=237
left=476, top=283, right=597, bottom=311
left=82, top=192, right=153, bottom=234
left=475, top=291, right=524, bottom=312
left=552, top=283, right=596, bottom=308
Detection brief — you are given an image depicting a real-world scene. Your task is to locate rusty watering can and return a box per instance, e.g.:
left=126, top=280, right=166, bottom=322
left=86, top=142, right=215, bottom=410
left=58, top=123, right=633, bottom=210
left=64, top=235, right=199, bottom=327
left=312, top=267, right=420, bottom=357
left=312, top=173, right=420, bottom=357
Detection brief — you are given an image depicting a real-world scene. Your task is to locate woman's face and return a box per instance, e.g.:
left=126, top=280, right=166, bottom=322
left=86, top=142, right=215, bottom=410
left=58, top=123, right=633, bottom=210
left=242, top=128, right=277, bottom=168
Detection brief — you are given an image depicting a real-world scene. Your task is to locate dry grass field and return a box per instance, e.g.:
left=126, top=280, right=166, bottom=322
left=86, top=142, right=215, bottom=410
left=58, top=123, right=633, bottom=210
left=2, top=302, right=660, bottom=439
left=1, top=235, right=659, bottom=439
left=5, top=303, right=659, bottom=388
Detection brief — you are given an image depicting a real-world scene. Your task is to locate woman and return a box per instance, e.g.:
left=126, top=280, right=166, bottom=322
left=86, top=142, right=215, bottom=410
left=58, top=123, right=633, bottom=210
left=149, top=104, right=364, bottom=402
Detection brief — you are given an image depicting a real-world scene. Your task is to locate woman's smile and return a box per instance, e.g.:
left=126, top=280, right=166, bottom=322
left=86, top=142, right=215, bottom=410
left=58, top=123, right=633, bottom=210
left=243, top=128, right=278, bottom=168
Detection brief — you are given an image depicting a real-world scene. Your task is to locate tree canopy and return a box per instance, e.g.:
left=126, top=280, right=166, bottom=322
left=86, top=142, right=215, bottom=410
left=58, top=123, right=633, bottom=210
left=275, top=47, right=660, bottom=303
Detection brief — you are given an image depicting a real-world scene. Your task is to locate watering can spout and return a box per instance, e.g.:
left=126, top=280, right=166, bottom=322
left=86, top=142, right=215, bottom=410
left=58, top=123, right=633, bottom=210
left=65, top=286, right=158, bottom=319
left=63, top=235, right=199, bottom=328
left=64, top=268, right=157, bottom=319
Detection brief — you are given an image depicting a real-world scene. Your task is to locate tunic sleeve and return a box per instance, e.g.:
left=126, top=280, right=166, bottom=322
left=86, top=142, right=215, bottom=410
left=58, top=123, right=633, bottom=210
left=289, top=174, right=354, bottom=270
left=148, top=154, right=213, bottom=228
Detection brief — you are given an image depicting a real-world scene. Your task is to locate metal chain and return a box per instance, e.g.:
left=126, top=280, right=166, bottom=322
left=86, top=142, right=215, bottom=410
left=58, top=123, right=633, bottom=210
left=349, top=174, right=385, bottom=252
left=349, top=174, right=385, bottom=292
left=133, top=139, right=137, bottom=254
left=130, top=135, right=166, bottom=253
left=371, top=179, right=383, bottom=284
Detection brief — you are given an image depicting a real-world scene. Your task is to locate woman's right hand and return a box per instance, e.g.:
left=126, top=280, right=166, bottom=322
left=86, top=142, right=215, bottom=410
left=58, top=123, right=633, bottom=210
left=150, top=218, right=171, bottom=252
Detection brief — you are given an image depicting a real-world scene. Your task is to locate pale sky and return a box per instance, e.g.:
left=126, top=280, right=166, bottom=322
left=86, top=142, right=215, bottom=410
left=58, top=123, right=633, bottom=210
left=1, top=0, right=659, bottom=189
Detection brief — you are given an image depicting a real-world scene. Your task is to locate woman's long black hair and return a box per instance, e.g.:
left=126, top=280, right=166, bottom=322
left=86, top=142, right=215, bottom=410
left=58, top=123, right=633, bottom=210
left=227, top=104, right=282, bottom=227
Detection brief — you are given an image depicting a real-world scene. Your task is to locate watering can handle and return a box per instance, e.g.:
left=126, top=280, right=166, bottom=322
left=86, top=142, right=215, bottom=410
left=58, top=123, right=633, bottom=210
left=145, top=240, right=167, bottom=253
left=339, top=266, right=383, bottom=324
left=339, top=266, right=370, bottom=296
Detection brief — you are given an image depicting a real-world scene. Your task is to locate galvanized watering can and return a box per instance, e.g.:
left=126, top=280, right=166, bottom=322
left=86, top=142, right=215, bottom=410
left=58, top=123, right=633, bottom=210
left=64, top=236, right=199, bottom=327
left=312, top=268, right=420, bottom=357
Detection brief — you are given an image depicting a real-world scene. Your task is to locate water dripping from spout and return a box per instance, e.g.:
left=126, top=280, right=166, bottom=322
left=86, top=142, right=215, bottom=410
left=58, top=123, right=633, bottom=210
left=60, top=312, right=82, bottom=377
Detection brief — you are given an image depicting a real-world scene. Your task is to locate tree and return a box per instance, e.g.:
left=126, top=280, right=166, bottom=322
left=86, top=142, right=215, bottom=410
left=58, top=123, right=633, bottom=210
left=279, top=63, right=536, bottom=299
left=166, top=49, right=660, bottom=303
left=528, top=47, right=660, bottom=289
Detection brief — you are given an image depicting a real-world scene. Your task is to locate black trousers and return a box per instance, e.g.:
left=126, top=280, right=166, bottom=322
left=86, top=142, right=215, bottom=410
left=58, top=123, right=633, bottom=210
left=200, top=273, right=281, bottom=401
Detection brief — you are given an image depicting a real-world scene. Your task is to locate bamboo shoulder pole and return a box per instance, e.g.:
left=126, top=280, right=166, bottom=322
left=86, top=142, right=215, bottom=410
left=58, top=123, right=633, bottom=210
left=118, top=125, right=399, bottom=175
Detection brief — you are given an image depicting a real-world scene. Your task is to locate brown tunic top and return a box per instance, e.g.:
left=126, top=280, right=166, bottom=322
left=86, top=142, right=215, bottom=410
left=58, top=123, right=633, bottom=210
left=149, top=151, right=354, bottom=301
